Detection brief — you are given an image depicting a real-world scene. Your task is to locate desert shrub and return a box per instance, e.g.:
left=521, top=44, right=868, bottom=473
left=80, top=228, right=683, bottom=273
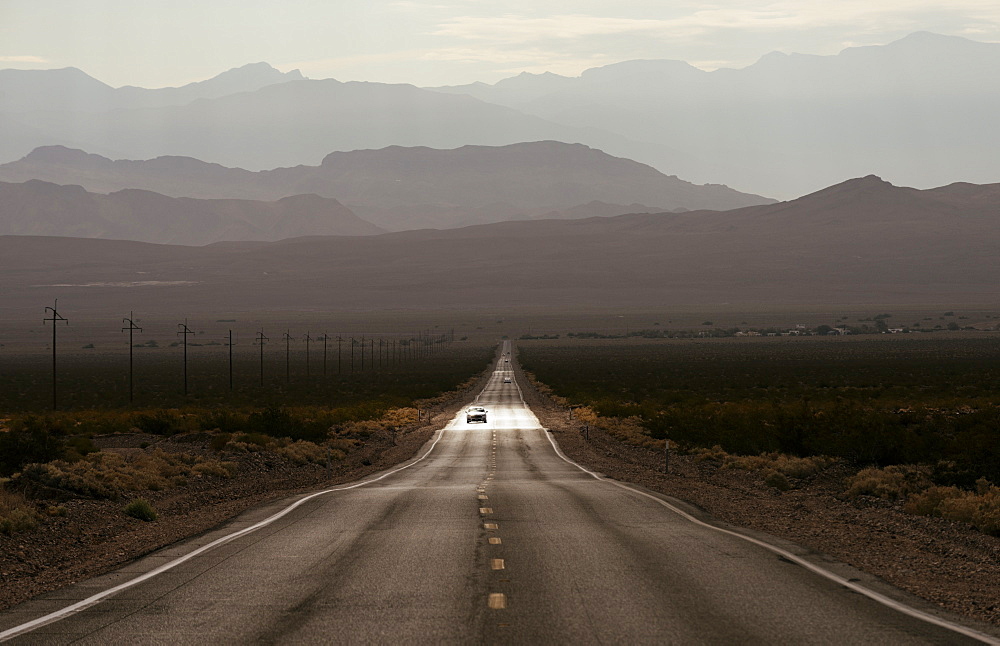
left=844, top=465, right=933, bottom=500
left=191, top=461, right=237, bottom=478
left=327, top=437, right=360, bottom=453
left=905, top=478, right=1000, bottom=535
left=234, top=432, right=272, bottom=447
left=691, top=445, right=729, bottom=463
left=209, top=433, right=232, bottom=451
left=764, top=470, right=792, bottom=491
left=276, top=440, right=340, bottom=465
left=132, top=411, right=181, bottom=436
left=724, top=453, right=837, bottom=479
left=16, top=450, right=235, bottom=498
left=0, top=508, right=38, bottom=535
left=63, top=435, right=99, bottom=461
left=19, top=461, right=116, bottom=498
left=597, top=416, right=661, bottom=450
left=0, top=417, right=65, bottom=476
left=123, top=498, right=157, bottom=522
left=198, top=410, right=248, bottom=434
left=0, top=488, right=39, bottom=535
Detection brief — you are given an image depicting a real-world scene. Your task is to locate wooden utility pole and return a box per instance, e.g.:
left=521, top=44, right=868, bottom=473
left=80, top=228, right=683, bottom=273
left=122, top=312, right=142, bottom=403
left=177, top=320, right=194, bottom=396
left=43, top=300, right=68, bottom=410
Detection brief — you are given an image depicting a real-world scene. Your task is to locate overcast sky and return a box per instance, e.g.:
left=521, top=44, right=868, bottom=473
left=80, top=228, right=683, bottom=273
left=2, top=0, right=999, bottom=88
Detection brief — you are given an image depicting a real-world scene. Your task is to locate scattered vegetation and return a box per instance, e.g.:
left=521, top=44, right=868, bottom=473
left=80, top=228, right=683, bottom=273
left=0, top=487, right=39, bottom=535
left=521, top=336, right=1000, bottom=533
left=123, top=498, right=157, bottom=522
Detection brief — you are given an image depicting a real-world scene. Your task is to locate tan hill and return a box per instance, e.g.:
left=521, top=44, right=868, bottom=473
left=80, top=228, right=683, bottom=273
left=0, top=180, right=383, bottom=245
left=0, top=175, right=996, bottom=316
left=0, top=143, right=773, bottom=231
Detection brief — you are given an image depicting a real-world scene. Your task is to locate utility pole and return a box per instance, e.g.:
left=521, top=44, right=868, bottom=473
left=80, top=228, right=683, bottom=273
left=320, top=332, right=329, bottom=377
left=43, top=300, right=68, bottom=411
left=360, top=335, right=365, bottom=371
left=304, top=331, right=313, bottom=378
left=257, top=330, right=268, bottom=387
left=122, top=311, right=142, bottom=404
left=228, top=330, right=234, bottom=391
left=350, top=337, right=355, bottom=374
left=283, top=330, right=292, bottom=382
left=177, top=320, right=193, bottom=396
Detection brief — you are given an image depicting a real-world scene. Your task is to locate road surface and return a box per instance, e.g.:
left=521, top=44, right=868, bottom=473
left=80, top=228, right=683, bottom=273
left=2, top=341, right=997, bottom=644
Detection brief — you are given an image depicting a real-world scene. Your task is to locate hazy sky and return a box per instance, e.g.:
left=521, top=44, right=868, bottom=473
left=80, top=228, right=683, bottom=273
left=2, top=1, right=999, bottom=88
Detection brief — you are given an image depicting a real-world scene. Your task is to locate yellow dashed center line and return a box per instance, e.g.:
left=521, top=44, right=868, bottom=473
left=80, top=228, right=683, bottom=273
left=488, top=593, right=507, bottom=609
left=489, top=537, right=502, bottom=545
left=479, top=507, right=493, bottom=514
left=484, top=522, right=498, bottom=530
left=491, top=558, right=505, bottom=570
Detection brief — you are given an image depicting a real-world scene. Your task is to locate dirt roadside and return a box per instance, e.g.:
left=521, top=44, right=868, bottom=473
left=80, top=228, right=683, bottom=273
left=512, top=361, right=1000, bottom=629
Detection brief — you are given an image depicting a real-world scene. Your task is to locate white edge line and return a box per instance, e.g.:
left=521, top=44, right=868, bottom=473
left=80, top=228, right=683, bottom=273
left=1, top=355, right=512, bottom=643
left=540, top=421, right=1000, bottom=645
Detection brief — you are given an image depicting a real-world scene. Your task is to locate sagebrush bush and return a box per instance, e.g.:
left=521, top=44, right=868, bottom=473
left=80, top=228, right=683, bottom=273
left=209, top=433, right=232, bottom=451
left=724, top=453, right=837, bottom=479
left=764, top=470, right=792, bottom=491
left=844, top=465, right=933, bottom=500
left=16, top=450, right=236, bottom=498
left=276, top=440, right=343, bottom=466
left=0, top=488, right=39, bottom=535
left=905, top=478, right=1000, bottom=535
left=123, top=498, right=157, bottom=522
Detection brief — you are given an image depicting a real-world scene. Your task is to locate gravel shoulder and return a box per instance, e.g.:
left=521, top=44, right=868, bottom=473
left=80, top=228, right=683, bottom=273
left=514, top=363, right=1000, bottom=629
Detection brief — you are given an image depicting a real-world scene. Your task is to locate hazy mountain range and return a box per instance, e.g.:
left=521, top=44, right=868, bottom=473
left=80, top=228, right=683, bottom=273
left=0, top=142, right=772, bottom=231
left=2, top=175, right=996, bottom=316
left=3, top=32, right=998, bottom=197
left=432, top=32, right=1000, bottom=197
left=0, top=180, right=382, bottom=245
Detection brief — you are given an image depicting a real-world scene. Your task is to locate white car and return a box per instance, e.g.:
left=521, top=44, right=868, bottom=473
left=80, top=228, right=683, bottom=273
left=503, top=377, right=512, bottom=383
left=467, top=406, right=488, bottom=423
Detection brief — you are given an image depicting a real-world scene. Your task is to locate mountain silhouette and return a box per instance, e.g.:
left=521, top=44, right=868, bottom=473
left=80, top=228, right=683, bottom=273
left=1, top=175, right=995, bottom=316
left=0, top=180, right=382, bottom=245
left=432, top=32, right=1000, bottom=197
left=0, top=142, right=773, bottom=230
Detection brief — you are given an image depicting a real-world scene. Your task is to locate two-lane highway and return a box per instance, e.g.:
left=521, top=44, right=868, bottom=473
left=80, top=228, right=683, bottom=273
left=2, top=341, right=997, bottom=644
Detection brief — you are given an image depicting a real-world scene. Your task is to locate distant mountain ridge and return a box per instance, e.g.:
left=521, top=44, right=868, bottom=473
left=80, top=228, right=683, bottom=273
left=0, top=63, right=305, bottom=113
left=0, top=72, right=690, bottom=173
left=430, top=32, right=1000, bottom=197
left=0, top=142, right=774, bottom=231
left=0, top=175, right=996, bottom=316
left=0, top=180, right=383, bottom=245
left=3, top=32, right=998, bottom=200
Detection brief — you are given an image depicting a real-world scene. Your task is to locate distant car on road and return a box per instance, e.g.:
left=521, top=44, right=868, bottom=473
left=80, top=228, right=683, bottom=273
left=467, top=406, right=488, bottom=423
left=503, top=377, right=512, bottom=383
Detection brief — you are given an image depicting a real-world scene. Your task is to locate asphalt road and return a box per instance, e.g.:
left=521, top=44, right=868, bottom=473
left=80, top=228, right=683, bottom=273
left=2, top=341, right=997, bottom=644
